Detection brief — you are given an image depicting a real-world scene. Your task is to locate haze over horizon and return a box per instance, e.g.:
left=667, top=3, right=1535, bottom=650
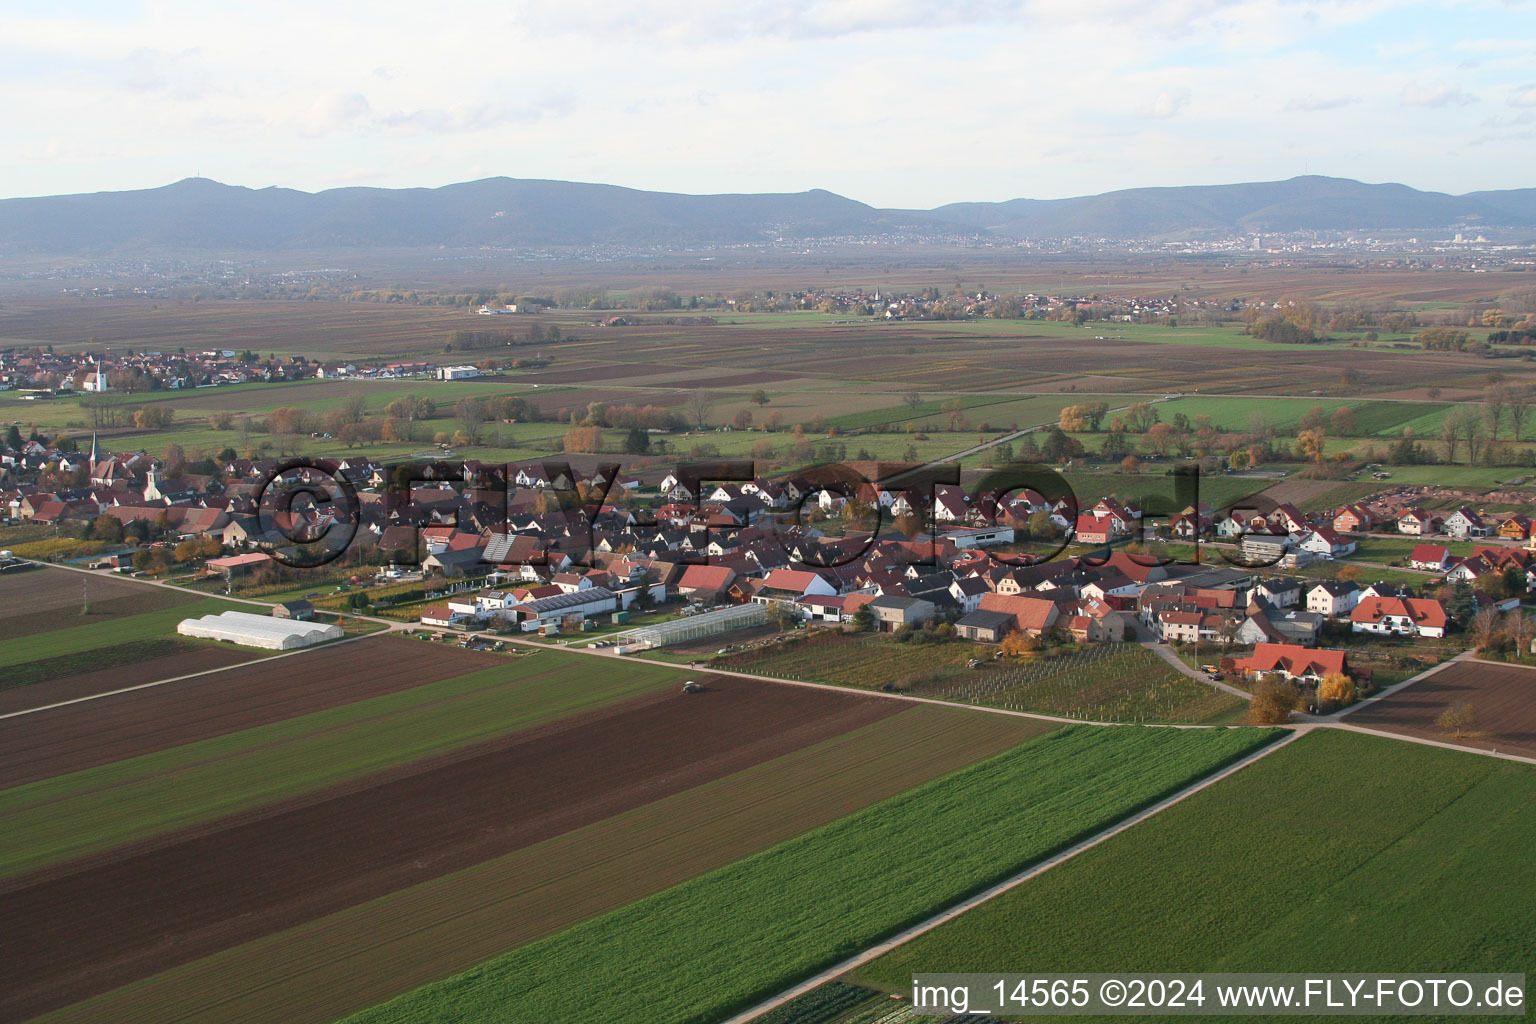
left=6, top=0, right=1535, bottom=206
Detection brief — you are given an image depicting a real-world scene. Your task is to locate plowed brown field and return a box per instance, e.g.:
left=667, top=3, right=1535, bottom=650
left=0, top=635, right=497, bottom=787
left=0, top=676, right=897, bottom=1022
left=1346, top=659, right=1536, bottom=759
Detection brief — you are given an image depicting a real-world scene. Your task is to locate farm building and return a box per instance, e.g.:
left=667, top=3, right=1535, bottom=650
left=178, top=610, right=343, bottom=649
left=617, top=603, right=770, bottom=648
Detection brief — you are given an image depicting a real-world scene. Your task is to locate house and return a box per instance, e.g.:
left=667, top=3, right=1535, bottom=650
left=1306, top=580, right=1362, bottom=618
left=1498, top=515, right=1532, bottom=540
left=954, top=608, right=1016, bottom=643
left=1396, top=509, right=1441, bottom=536
left=1240, top=532, right=1290, bottom=567
left=1332, top=505, right=1378, bottom=534
left=674, top=564, right=737, bottom=604
left=1237, top=603, right=1324, bottom=647
left=1233, top=643, right=1347, bottom=684
left=1443, top=508, right=1490, bottom=540
left=1350, top=596, right=1448, bottom=638
left=1252, top=576, right=1302, bottom=609
left=1073, top=515, right=1114, bottom=546
left=272, top=600, right=315, bottom=621
left=418, top=604, right=459, bottom=627
left=977, top=592, right=1061, bottom=637
left=866, top=595, right=935, bottom=632
left=1409, top=544, right=1452, bottom=572
left=1299, top=527, right=1356, bottom=558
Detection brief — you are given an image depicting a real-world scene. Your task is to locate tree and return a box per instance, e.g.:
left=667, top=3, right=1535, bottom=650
left=1469, top=606, right=1504, bottom=650
left=750, top=389, right=771, bottom=406
left=1435, top=701, right=1478, bottom=739
left=850, top=604, right=875, bottom=632
left=1297, top=427, right=1327, bottom=463
left=1317, top=672, right=1356, bottom=707
left=1059, top=405, right=1088, bottom=432
left=1505, top=386, right=1532, bottom=443
left=5, top=424, right=22, bottom=450
left=89, top=514, right=124, bottom=543
left=162, top=443, right=187, bottom=477
left=340, top=393, right=368, bottom=425
left=1504, top=610, right=1533, bottom=656
left=623, top=427, right=651, bottom=454
left=1329, top=406, right=1356, bottom=437
left=687, top=391, right=714, bottom=431
left=732, top=408, right=753, bottom=431
left=1120, top=455, right=1140, bottom=474
left=1000, top=631, right=1039, bottom=658
left=903, top=392, right=923, bottom=410
left=453, top=397, right=486, bottom=445
left=1247, top=678, right=1301, bottom=724
left=1485, top=385, right=1508, bottom=442
left=1447, top=579, right=1477, bottom=624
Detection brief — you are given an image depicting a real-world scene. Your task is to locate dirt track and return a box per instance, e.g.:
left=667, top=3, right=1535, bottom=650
left=1346, top=660, right=1536, bottom=759
left=0, top=676, right=895, bottom=1023
left=0, top=635, right=498, bottom=788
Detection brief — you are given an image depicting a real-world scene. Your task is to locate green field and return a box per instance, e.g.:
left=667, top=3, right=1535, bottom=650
left=0, top=651, right=681, bottom=877
left=858, top=730, right=1536, bottom=1001
left=345, top=725, right=1279, bottom=1024
left=0, top=596, right=243, bottom=669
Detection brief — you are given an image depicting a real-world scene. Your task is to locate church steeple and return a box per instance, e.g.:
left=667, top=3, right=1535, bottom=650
left=90, top=431, right=99, bottom=465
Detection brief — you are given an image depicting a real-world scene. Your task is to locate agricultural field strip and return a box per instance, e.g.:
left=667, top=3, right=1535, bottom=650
left=0, top=635, right=478, bottom=789
left=341, top=726, right=1279, bottom=1024
left=725, top=729, right=1301, bottom=1024
left=0, top=658, right=682, bottom=877
left=29, top=707, right=1039, bottom=1024
left=1330, top=722, right=1536, bottom=767
left=660, top=650, right=1229, bottom=730
left=0, top=643, right=277, bottom=717
left=1, top=679, right=899, bottom=1023
left=854, top=730, right=1536, bottom=995
left=0, top=596, right=249, bottom=669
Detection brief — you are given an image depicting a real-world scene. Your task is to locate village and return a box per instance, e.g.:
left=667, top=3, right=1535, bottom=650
left=7, top=421, right=1536, bottom=722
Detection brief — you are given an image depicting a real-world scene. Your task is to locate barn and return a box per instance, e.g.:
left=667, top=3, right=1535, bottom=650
left=177, top=610, right=344, bottom=650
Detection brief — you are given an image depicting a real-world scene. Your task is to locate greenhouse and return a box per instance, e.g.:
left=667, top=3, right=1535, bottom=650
left=177, top=610, right=345, bottom=650
left=617, top=603, right=771, bottom=648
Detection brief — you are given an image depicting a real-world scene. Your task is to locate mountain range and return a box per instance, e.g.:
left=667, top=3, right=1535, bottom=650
left=1, top=175, right=1532, bottom=254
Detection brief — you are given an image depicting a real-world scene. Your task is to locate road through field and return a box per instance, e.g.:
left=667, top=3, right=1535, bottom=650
left=719, top=728, right=1304, bottom=1024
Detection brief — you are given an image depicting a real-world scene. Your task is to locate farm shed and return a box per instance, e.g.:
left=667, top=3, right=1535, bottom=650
left=618, top=603, right=770, bottom=648
left=178, top=610, right=343, bottom=650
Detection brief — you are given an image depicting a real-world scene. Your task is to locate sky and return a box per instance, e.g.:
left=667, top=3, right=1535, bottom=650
left=3, top=0, right=1534, bottom=206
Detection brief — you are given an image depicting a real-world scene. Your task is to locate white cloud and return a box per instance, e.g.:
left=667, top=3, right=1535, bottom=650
left=1141, top=89, right=1191, bottom=119
left=0, top=0, right=1530, bottom=203
left=1285, top=94, right=1355, bottom=111
left=1402, top=81, right=1478, bottom=106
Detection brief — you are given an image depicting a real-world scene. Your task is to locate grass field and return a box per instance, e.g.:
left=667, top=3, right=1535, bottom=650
left=0, top=595, right=243, bottom=669
left=0, top=651, right=682, bottom=877
left=33, top=706, right=1047, bottom=1024
left=343, top=725, right=1278, bottom=1024
left=857, top=730, right=1536, bottom=998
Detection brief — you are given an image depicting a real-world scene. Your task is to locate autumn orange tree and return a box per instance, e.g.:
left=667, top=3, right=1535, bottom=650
left=1317, top=672, right=1356, bottom=707
left=1246, top=678, right=1301, bottom=724
left=1000, top=631, right=1039, bottom=658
